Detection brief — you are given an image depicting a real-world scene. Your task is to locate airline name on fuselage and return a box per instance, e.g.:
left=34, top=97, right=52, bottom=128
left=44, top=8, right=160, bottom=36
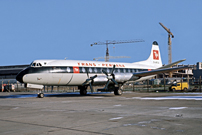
left=77, top=62, right=125, bottom=67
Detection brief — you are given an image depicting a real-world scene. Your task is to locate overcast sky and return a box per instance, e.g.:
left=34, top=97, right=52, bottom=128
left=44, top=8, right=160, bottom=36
left=0, top=0, right=201, bottom=66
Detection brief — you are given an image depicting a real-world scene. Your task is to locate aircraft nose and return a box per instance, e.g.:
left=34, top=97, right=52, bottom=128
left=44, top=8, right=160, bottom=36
left=16, top=69, right=27, bottom=83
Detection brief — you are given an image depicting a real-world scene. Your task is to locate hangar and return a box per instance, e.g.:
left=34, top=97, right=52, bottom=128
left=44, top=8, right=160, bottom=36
left=0, top=64, right=29, bottom=79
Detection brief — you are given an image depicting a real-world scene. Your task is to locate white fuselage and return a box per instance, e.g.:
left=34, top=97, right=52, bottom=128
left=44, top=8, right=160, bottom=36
left=19, top=60, right=155, bottom=86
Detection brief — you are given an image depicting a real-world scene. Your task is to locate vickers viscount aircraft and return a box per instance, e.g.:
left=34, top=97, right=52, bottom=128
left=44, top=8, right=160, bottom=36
left=16, top=41, right=189, bottom=98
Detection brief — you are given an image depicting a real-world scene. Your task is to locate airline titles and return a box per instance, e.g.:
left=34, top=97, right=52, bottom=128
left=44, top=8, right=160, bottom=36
left=77, top=62, right=125, bottom=67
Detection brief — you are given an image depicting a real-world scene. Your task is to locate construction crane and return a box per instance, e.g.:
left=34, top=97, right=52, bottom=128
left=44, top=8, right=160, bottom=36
left=90, top=39, right=144, bottom=62
left=93, top=56, right=131, bottom=61
left=159, top=22, right=174, bottom=78
left=159, top=22, right=174, bottom=64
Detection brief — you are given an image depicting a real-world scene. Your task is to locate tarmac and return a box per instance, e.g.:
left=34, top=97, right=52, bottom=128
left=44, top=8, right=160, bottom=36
left=0, top=91, right=202, bottom=135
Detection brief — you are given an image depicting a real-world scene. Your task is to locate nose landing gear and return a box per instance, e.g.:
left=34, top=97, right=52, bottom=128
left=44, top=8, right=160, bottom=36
left=37, top=93, right=44, bottom=98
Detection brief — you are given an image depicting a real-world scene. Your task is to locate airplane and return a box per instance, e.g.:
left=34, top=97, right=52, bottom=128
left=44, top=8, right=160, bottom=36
left=16, top=41, right=189, bottom=98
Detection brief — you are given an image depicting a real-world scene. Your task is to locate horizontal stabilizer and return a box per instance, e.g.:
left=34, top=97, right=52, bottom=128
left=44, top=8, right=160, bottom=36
left=158, top=59, right=186, bottom=69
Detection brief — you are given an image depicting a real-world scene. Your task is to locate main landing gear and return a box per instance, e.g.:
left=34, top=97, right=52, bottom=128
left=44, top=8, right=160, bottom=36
left=108, top=84, right=123, bottom=96
left=114, top=89, right=123, bottom=95
left=78, top=86, right=88, bottom=96
left=78, top=84, right=123, bottom=96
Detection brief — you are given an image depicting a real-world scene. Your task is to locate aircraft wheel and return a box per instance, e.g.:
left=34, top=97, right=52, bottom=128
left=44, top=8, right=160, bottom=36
left=114, top=89, right=122, bottom=95
left=80, top=89, right=87, bottom=95
left=38, top=93, right=44, bottom=98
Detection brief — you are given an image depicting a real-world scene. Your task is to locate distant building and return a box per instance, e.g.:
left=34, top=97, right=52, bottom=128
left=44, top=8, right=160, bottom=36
left=157, top=64, right=195, bottom=79
left=193, top=62, right=202, bottom=79
left=0, top=64, right=29, bottom=79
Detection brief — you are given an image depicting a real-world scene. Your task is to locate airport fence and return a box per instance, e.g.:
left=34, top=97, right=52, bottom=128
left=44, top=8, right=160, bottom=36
left=122, top=78, right=202, bottom=93
left=1, top=78, right=202, bottom=93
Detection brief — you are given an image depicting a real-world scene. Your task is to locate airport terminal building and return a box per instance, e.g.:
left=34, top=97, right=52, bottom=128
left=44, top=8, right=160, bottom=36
left=0, top=64, right=29, bottom=80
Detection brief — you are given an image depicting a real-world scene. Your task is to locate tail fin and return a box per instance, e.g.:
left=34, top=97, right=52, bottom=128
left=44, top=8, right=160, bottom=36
left=133, top=41, right=162, bottom=69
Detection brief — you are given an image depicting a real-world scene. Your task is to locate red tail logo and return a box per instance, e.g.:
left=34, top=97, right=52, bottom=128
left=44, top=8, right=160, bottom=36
left=153, top=50, right=159, bottom=60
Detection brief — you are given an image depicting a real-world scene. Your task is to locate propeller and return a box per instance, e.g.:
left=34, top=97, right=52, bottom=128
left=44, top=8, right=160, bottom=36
left=82, top=67, right=97, bottom=93
left=102, top=65, right=118, bottom=90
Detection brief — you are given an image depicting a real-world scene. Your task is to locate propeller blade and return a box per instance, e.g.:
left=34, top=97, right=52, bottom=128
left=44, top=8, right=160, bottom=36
left=111, top=65, right=116, bottom=74
left=89, top=83, right=93, bottom=93
left=102, top=65, right=118, bottom=91
left=84, top=67, right=89, bottom=78
left=111, top=78, right=118, bottom=85
left=90, top=75, right=97, bottom=80
left=102, top=69, right=108, bottom=76
left=82, top=79, right=91, bottom=86
left=104, top=80, right=110, bottom=90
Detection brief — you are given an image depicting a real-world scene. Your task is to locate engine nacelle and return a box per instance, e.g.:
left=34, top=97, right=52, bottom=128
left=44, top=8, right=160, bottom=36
left=114, top=73, right=133, bottom=82
left=92, top=73, right=134, bottom=85
left=93, top=75, right=108, bottom=85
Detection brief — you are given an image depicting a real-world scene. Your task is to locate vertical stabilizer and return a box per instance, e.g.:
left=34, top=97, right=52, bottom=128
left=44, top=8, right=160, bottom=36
left=133, top=41, right=162, bottom=69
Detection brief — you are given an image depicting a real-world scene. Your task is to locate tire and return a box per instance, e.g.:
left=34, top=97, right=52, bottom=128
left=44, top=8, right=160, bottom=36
left=184, top=88, right=187, bottom=92
left=172, top=88, right=176, bottom=92
left=114, top=89, right=122, bottom=95
left=80, top=89, right=87, bottom=95
left=38, top=93, right=44, bottom=98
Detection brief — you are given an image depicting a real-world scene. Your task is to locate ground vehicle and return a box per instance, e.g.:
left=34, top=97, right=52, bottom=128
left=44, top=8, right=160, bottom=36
left=169, top=82, right=189, bottom=91
left=0, top=84, right=15, bottom=92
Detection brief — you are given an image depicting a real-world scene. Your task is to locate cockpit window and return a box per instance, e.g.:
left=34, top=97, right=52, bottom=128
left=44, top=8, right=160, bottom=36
left=31, top=62, right=42, bottom=67
left=32, top=63, right=36, bottom=67
left=36, top=63, right=42, bottom=66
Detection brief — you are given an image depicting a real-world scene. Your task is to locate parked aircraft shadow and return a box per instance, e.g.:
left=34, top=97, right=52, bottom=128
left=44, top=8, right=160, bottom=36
left=46, top=92, right=115, bottom=98
left=0, top=94, right=38, bottom=99
left=0, top=92, right=115, bottom=98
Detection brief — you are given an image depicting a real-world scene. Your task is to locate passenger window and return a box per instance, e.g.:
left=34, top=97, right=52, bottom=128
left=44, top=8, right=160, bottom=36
left=82, top=67, right=85, bottom=73
left=94, top=68, right=97, bottom=73
left=89, top=68, right=93, bottom=73
left=67, top=67, right=71, bottom=72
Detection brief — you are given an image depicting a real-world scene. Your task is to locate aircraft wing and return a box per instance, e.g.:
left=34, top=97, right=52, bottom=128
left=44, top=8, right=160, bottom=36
left=133, top=66, right=191, bottom=77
